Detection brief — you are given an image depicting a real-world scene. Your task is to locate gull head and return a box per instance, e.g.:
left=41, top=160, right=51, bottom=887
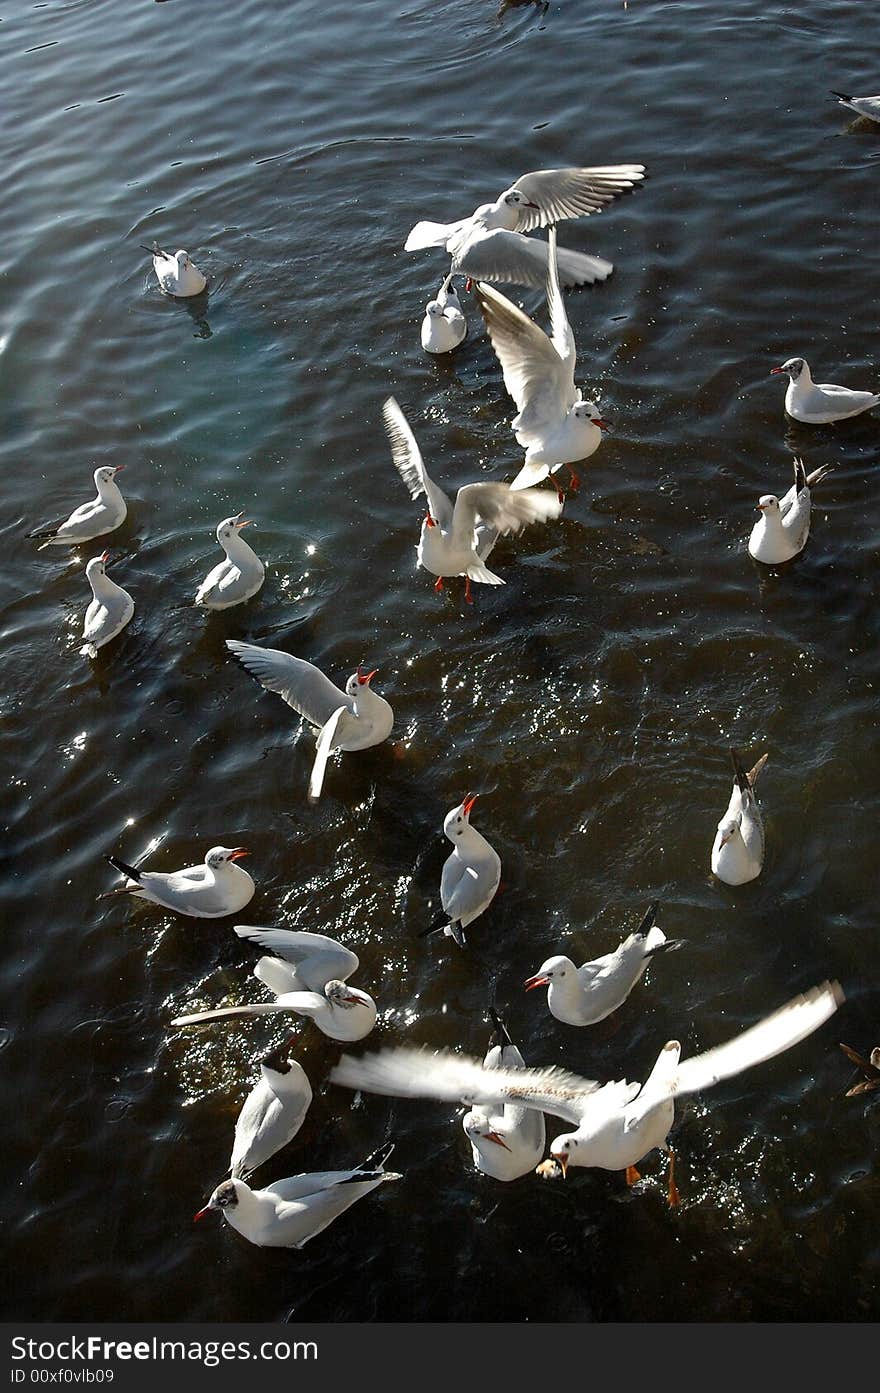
left=193, top=1179, right=239, bottom=1222
left=425, top=300, right=444, bottom=319
left=715, top=814, right=742, bottom=849
left=549, top=1133, right=581, bottom=1178
left=502, top=189, right=540, bottom=211
left=324, top=980, right=367, bottom=1011
left=573, top=399, right=608, bottom=429
left=205, top=846, right=249, bottom=870
left=771, top=356, right=806, bottom=381
left=260, top=1035, right=297, bottom=1075
left=464, top=1114, right=512, bottom=1150
left=756, top=494, right=780, bottom=514
left=175, top=250, right=193, bottom=269
left=524, top=955, right=570, bottom=992
left=85, top=551, right=112, bottom=582
left=95, top=465, right=124, bottom=486
left=217, top=512, right=253, bottom=543
left=346, top=664, right=379, bottom=697
left=443, top=793, right=479, bottom=840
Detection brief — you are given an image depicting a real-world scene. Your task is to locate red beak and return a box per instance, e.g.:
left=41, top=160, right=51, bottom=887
left=769, top=367, right=784, bottom=375
left=462, top=792, right=478, bottom=816
left=591, top=418, right=609, bottom=430
left=192, top=1205, right=212, bottom=1222
left=114, top=465, right=126, bottom=472
left=425, top=512, right=437, bottom=528
left=485, top=1131, right=512, bottom=1151
left=524, top=974, right=550, bottom=992
left=99, top=551, right=111, bottom=563
left=357, top=665, right=378, bottom=685
left=228, top=848, right=249, bottom=861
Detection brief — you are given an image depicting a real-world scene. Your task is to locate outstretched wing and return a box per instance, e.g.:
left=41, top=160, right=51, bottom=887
left=382, top=397, right=454, bottom=530
left=474, top=279, right=574, bottom=439
left=234, top=925, right=359, bottom=991
left=451, top=482, right=563, bottom=548
left=626, top=981, right=844, bottom=1127
left=226, top=640, right=352, bottom=727
left=331, top=1045, right=601, bottom=1125
left=510, top=164, right=646, bottom=233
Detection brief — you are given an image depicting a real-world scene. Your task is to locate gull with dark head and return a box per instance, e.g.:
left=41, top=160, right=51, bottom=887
left=383, top=396, right=563, bottom=603
left=226, top=639, right=393, bottom=802
left=102, top=844, right=254, bottom=918
left=404, top=164, right=646, bottom=290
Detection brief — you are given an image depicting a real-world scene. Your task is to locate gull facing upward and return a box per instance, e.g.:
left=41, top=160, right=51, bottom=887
left=80, top=552, right=134, bottom=659
left=475, top=225, right=608, bottom=493
left=227, top=639, right=393, bottom=802
left=229, top=1035, right=313, bottom=1180
left=103, top=845, right=254, bottom=918
left=421, top=273, right=467, bottom=354
left=771, top=357, right=880, bottom=424
left=194, top=1143, right=400, bottom=1248
left=523, top=902, right=684, bottom=1027
left=463, top=1010, right=546, bottom=1182
left=711, top=749, right=769, bottom=887
left=142, top=243, right=207, bottom=297
left=382, top=396, right=563, bottom=603
left=29, top=466, right=127, bottom=550
left=748, top=457, right=834, bottom=565
left=171, top=926, right=377, bottom=1041
left=332, top=981, right=843, bottom=1203
left=195, top=513, right=265, bottom=609
left=422, top=794, right=501, bottom=948
left=404, top=164, right=646, bottom=290
left=830, top=90, right=880, bottom=123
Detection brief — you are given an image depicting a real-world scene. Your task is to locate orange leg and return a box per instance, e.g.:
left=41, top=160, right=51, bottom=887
left=625, top=1165, right=641, bottom=1187
left=667, top=1148, right=680, bottom=1208
left=464, top=576, right=473, bottom=605
left=566, top=464, right=581, bottom=493
left=434, top=575, right=444, bottom=593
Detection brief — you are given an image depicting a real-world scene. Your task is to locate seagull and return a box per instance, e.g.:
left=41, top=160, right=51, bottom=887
left=770, top=357, right=880, bottom=424
left=830, top=90, right=880, bottom=123
left=226, top=639, right=393, bottom=803
left=404, top=164, right=646, bottom=290
left=171, top=925, right=378, bottom=1041
left=748, top=457, right=834, bottom=565
left=102, top=845, right=254, bottom=918
left=229, top=1035, right=313, bottom=1180
left=142, top=242, right=207, bottom=297
left=29, top=466, right=127, bottom=550
left=193, top=1142, right=401, bottom=1248
left=711, top=749, right=768, bottom=887
left=195, top=513, right=265, bottom=610
left=463, top=1009, right=546, bottom=1182
left=420, top=794, right=501, bottom=948
left=839, top=1043, right=880, bottom=1097
left=332, top=981, right=843, bottom=1204
left=382, top=396, right=563, bottom=603
left=421, top=273, right=467, bottom=354
left=474, top=225, right=609, bottom=494
left=523, top=901, right=684, bottom=1027
left=80, top=552, right=134, bottom=659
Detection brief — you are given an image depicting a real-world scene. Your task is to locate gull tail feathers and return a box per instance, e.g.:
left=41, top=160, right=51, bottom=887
left=404, top=220, right=458, bottom=251
left=308, top=706, right=347, bottom=804
left=466, top=562, right=505, bottom=586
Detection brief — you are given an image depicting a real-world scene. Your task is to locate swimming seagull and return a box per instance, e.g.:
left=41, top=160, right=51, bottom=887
left=382, top=396, right=563, bottom=603
left=142, top=242, right=207, bottom=297
left=229, top=1035, right=313, bottom=1180
left=474, top=225, right=609, bottom=494
left=195, top=513, right=265, bottom=609
left=830, top=90, right=880, bottom=123
left=171, top=925, right=378, bottom=1041
left=711, top=749, right=768, bottom=887
left=226, top=639, right=393, bottom=803
left=770, top=357, right=880, bottom=424
left=79, top=552, right=135, bottom=659
left=421, top=273, right=467, bottom=354
left=421, top=794, right=501, bottom=948
left=523, top=901, right=684, bottom=1027
left=102, top=845, right=255, bottom=918
left=463, top=1009, right=546, bottom=1182
left=404, top=164, right=646, bottom=290
left=193, top=1142, right=401, bottom=1248
left=29, top=466, right=127, bottom=550
left=748, top=457, right=834, bottom=565
left=332, top=981, right=843, bottom=1203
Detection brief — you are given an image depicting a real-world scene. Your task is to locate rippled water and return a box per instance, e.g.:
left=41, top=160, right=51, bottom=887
left=2, top=0, right=879, bottom=1323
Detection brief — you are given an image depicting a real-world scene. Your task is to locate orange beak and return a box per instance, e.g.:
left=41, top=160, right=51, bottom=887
left=357, top=665, right=378, bottom=685
left=425, top=512, right=437, bottom=528
left=99, top=551, right=111, bottom=563
left=484, top=1131, right=512, bottom=1151
left=553, top=1153, right=569, bottom=1179
left=462, top=793, right=478, bottom=816
left=591, top=418, right=609, bottom=430
left=192, top=1205, right=212, bottom=1222
left=524, top=974, right=550, bottom=992
left=228, top=848, right=249, bottom=861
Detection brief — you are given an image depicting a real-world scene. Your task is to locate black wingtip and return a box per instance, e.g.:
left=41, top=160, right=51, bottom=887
left=793, top=457, right=807, bottom=491
left=647, top=936, right=686, bottom=958
left=634, top=899, right=660, bottom=938
left=417, top=910, right=449, bottom=939
left=105, top=853, right=141, bottom=882
left=729, top=747, right=750, bottom=795
left=830, top=91, right=852, bottom=102
left=357, top=1141, right=394, bottom=1173
left=489, top=1006, right=513, bottom=1048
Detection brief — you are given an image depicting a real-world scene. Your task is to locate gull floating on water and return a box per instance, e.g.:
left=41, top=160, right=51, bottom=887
left=404, top=164, right=646, bottom=290
left=830, top=90, right=880, bottom=123
left=421, top=273, right=467, bottom=354
left=711, top=749, right=768, bottom=887
left=383, top=396, right=563, bottom=603
left=463, top=1010, right=546, bottom=1182
left=29, top=466, right=127, bottom=550
left=771, top=356, right=880, bottom=424
left=748, top=457, right=834, bottom=565
left=226, top=639, right=393, bottom=803
left=421, top=794, right=501, bottom=948
left=103, top=845, right=254, bottom=918
left=229, top=1035, right=313, bottom=1180
left=142, top=242, right=207, bottom=297
left=80, top=552, right=134, bottom=659
left=332, top=981, right=843, bottom=1203
left=195, top=513, right=265, bottom=609
left=171, top=926, right=378, bottom=1041
left=475, top=225, right=608, bottom=494
left=194, top=1142, right=400, bottom=1248
left=523, top=901, right=684, bottom=1027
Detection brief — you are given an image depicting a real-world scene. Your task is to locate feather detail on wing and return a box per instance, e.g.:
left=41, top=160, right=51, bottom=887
left=382, top=397, right=454, bottom=530
left=473, top=280, right=573, bottom=439
left=510, top=165, right=647, bottom=233
left=234, top=927, right=359, bottom=990
left=226, top=640, right=352, bottom=727
left=452, top=482, right=563, bottom=546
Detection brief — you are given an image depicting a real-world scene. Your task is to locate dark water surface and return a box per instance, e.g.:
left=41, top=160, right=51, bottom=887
left=2, top=0, right=879, bottom=1323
